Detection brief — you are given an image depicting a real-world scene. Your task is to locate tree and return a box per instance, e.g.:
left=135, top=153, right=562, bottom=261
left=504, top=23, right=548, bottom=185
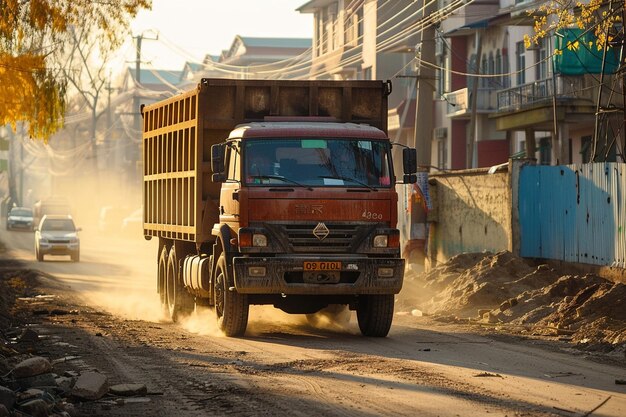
left=525, top=0, right=622, bottom=50
left=0, top=0, right=151, bottom=142
left=526, top=0, right=625, bottom=162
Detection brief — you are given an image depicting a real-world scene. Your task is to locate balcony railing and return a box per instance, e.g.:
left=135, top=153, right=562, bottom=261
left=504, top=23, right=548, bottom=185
left=497, top=75, right=593, bottom=112
left=443, top=87, right=498, bottom=116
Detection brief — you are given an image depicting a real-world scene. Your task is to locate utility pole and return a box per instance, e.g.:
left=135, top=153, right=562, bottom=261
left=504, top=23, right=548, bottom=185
left=131, top=30, right=157, bottom=184
left=413, top=0, right=436, bottom=168
left=132, top=30, right=158, bottom=127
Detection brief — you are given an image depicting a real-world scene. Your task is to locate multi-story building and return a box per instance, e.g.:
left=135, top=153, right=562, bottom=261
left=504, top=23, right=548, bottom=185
left=299, top=0, right=622, bottom=168
left=297, top=1, right=421, bottom=138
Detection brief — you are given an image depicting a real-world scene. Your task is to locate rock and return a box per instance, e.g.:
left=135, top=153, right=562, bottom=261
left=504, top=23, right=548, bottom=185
left=15, top=372, right=57, bottom=390
left=411, top=309, right=423, bottom=317
left=482, top=311, right=500, bottom=324
left=18, top=388, right=45, bottom=401
left=72, top=372, right=109, bottom=400
left=55, top=376, right=75, bottom=392
left=109, top=383, right=148, bottom=397
left=17, top=328, right=39, bottom=343
left=12, top=357, right=52, bottom=378
left=0, top=404, right=9, bottom=417
left=0, top=386, right=15, bottom=410
left=477, top=308, right=490, bottom=318
left=17, top=399, right=50, bottom=417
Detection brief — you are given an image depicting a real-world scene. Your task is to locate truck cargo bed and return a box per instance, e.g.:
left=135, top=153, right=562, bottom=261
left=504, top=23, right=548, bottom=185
left=141, top=78, right=390, bottom=243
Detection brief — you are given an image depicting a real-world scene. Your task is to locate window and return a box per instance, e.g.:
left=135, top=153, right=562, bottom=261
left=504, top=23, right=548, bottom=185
left=516, top=42, right=525, bottom=85
left=502, top=50, right=510, bottom=88
left=488, top=52, right=495, bottom=88
left=580, top=135, right=592, bottom=163
left=536, top=38, right=548, bottom=80
left=468, top=54, right=478, bottom=90
left=437, top=138, right=448, bottom=170
left=226, top=142, right=240, bottom=182
left=243, top=138, right=393, bottom=188
left=363, top=66, right=372, bottom=80
left=495, top=50, right=502, bottom=88
left=437, top=54, right=450, bottom=97
left=539, top=137, right=551, bottom=165
left=481, top=54, right=488, bottom=87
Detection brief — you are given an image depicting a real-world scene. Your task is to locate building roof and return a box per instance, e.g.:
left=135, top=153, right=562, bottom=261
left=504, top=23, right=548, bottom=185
left=239, top=37, right=311, bottom=49
left=131, top=68, right=182, bottom=88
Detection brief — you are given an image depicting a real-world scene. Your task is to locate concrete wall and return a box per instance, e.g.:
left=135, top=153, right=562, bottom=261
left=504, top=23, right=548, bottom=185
left=427, top=165, right=513, bottom=267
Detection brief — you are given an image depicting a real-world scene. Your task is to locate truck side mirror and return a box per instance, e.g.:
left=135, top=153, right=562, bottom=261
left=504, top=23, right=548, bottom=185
left=211, top=144, right=226, bottom=182
left=403, top=148, right=417, bottom=174
left=403, top=174, right=417, bottom=184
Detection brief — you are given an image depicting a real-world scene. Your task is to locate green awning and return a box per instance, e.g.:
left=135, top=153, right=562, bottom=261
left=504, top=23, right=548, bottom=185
left=554, top=29, right=619, bottom=75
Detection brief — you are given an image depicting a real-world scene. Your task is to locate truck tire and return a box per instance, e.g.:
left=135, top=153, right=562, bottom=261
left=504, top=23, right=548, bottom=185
left=356, top=294, right=394, bottom=337
left=71, top=250, right=80, bottom=262
left=214, top=254, right=249, bottom=337
left=165, top=247, right=194, bottom=322
left=158, top=246, right=168, bottom=314
left=36, top=248, right=43, bottom=262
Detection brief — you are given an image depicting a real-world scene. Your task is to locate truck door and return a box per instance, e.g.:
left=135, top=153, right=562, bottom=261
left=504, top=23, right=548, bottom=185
left=219, top=141, right=241, bottom=232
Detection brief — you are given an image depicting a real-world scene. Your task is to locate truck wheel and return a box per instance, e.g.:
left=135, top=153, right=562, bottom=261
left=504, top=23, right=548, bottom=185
left=36, top=248, right=43, bottom=262
left=214, top=254, right=249, bottom=337
left=71, top=250, right=80, bottom=262
left=158, top=246, right=168, bottom=314
left=356, top=294, right=394, bottom=337
left=165, top=247, right=194, bottom=322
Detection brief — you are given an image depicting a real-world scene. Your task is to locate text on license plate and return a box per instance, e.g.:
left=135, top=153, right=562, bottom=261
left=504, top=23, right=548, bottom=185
left=303, top=261, right=342, bottom=271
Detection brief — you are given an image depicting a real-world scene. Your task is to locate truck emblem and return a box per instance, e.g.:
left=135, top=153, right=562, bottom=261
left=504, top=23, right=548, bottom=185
left=313, top=222, right=330, bottom=240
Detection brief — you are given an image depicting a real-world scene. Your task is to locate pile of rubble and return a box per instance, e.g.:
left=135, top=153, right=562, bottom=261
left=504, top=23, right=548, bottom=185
left=0, top=265, right=148, bottom=416
left=400, top=251, right=626, bottom=352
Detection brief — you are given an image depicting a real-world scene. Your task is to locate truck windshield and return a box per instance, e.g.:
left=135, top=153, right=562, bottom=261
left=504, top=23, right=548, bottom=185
left=243, top=138, right=392, bottom=188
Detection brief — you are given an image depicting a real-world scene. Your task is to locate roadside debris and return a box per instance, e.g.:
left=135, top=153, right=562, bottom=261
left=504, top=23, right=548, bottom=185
left=0, top=265, right=153, bottom=416
left=399, top=251, right=626, bottom=353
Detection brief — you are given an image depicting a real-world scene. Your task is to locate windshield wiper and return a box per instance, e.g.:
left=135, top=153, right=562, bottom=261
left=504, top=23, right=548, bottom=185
left=318, top=175, right=377, bottom=191
left=249, top=175, right=313, bottom=191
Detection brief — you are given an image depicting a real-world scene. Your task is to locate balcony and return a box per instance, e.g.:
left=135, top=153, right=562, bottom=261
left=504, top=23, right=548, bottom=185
left=497, top=76, right=594, bottom=113
left=443, top=87, right=498, bottom=118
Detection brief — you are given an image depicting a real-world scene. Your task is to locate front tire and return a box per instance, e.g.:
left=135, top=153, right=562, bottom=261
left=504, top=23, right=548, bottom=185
left=356, top=295, right=394, bottom=337
left=214, top=254, right=249, bottom=336
left=36, top=248, right=43, bottom=262
left=71, top=250, right=80, bottom=262
left=165, top=246, right=194, bottom=322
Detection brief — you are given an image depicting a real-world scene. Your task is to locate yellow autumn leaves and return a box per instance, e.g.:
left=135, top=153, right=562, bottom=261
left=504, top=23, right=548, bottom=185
left=0, top=0, right=151, bottom=141
left=525, top=0, right=621, bottom=54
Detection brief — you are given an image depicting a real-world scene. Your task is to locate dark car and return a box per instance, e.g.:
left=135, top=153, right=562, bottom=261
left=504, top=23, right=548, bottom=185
left=7, top=207, right=34, bottom=231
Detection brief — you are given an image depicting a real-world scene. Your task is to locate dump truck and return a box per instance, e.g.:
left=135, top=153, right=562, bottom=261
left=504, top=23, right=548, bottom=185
left=141, top=78, right=417, bottom=337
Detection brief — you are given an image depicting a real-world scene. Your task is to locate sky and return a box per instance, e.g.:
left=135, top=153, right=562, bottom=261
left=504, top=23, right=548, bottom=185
left=122, top=0, right=314, bottom=71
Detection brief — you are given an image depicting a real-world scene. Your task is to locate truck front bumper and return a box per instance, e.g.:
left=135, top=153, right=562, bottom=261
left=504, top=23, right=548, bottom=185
left=232, top=256, right=404, bottom=295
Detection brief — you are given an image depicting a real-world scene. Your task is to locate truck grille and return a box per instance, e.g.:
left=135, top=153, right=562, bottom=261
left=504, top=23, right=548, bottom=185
left=268, top=222, right=376, bottom=253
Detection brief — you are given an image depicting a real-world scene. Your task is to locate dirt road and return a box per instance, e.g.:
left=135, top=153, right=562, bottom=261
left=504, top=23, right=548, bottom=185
left=1, top=227, right=625, bottom=416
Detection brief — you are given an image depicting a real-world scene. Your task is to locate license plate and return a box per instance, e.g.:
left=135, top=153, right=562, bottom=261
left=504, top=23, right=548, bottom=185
left=303, top=261, right=342, bottom=271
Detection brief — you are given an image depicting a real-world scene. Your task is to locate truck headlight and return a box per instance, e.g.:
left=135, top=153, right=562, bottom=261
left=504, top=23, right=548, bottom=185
left=373, top=235, right=388, bottom=248
left=252, top=234, right=267, bottom=247
left=238, top=230, right=267, bottom=248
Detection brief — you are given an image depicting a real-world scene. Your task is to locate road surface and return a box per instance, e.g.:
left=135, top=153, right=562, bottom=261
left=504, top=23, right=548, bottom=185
left=1, top=226, right=625, bottom=416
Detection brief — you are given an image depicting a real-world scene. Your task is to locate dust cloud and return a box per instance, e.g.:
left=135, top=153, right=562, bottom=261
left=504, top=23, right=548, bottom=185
left=179, top=306, right=223, bottom=337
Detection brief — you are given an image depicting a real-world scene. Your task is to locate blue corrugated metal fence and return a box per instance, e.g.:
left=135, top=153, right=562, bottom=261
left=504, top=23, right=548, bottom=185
left=519, top=163, right=626, bottom=267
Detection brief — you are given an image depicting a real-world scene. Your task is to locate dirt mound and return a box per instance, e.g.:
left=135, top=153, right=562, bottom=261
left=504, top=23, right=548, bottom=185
left=400, top=251, right=626, bottom=350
